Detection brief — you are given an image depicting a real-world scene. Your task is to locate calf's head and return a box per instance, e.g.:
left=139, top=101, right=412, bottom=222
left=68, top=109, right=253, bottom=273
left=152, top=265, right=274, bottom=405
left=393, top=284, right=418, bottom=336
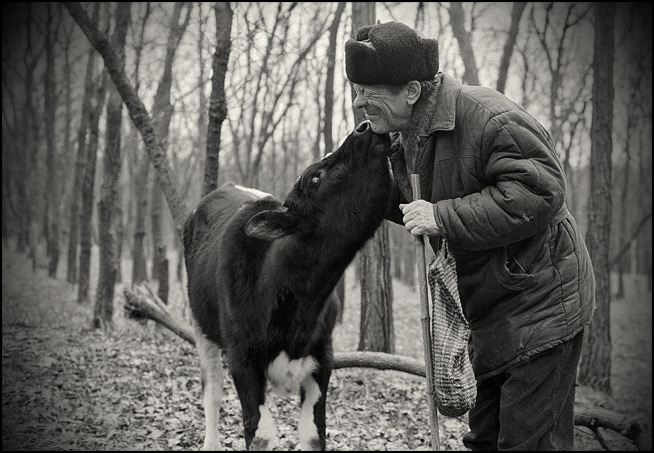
left=245, top=121, right=392, bottom=247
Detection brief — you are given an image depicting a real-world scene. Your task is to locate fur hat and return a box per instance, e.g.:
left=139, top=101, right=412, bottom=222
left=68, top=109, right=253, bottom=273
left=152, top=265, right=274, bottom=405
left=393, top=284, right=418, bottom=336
left=345, top=21, right=439, bottom=85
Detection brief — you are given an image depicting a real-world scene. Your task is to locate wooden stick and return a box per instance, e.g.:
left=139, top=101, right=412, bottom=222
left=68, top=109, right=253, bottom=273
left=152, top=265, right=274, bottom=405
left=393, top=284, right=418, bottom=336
left=410, top=173, right=440, bottom=450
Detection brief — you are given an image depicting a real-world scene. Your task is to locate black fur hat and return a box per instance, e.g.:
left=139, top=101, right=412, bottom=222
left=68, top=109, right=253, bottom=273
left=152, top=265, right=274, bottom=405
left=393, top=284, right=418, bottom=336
left=345, top=21, right=439, bottom=86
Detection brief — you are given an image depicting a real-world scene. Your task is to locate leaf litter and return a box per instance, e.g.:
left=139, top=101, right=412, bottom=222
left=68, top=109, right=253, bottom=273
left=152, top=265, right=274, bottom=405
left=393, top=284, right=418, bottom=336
left=2, top=247, right=650, bottom=450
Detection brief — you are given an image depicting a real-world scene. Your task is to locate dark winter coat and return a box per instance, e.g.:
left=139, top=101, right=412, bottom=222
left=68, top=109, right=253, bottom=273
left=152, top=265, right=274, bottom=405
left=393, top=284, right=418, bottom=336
left=386, top=74, right=596, bottom=380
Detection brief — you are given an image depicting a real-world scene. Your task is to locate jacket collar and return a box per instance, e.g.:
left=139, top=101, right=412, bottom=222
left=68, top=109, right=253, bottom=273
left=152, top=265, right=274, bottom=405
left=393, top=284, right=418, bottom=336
left=424, top=74, right=461, bottom=134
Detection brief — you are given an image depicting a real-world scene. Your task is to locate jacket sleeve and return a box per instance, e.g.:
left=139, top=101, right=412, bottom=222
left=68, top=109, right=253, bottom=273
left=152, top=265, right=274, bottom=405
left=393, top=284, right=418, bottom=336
left=434, top=110, right=567, bottom=251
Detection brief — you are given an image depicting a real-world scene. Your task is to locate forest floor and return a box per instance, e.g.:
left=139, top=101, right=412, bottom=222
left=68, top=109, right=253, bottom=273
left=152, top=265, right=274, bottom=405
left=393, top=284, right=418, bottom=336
left=2, top=243, right=652, bottom=451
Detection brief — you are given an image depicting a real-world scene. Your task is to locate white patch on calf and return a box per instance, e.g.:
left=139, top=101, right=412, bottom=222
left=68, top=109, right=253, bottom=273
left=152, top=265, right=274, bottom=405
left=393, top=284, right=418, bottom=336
left=193, top=324, right=224, bottom=451
left=234, top=184, right=271, bottom=199
left=298, top=377, right=322, bottom=451
left=252, top=404, right=276, bottom=451
left=266, top=351, right=318, bottom=397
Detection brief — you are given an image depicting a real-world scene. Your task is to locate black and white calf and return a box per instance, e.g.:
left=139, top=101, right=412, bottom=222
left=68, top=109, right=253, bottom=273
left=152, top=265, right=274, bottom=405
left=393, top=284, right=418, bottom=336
left=182, top=121, right=391, bottom=450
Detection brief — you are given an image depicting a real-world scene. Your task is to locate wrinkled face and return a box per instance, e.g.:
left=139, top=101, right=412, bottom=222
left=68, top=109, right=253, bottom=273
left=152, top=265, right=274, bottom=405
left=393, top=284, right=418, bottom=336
left=352, top=83, right=413, bottom=134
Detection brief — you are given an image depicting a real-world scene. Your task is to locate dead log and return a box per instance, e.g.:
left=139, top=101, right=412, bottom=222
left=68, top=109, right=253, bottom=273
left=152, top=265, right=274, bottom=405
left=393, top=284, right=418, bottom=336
left=123, top=287, right=424, bottom=375
left=123, top=285, right=195, bottom=345
left=575, top=406, right=651, bottom=451
left=122, top=287, right=651, bottom=450
left=334, top=351, right=425, bottom=377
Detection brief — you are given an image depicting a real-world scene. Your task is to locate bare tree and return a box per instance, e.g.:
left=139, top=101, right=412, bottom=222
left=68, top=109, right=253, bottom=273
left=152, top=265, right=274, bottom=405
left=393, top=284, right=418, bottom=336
left=78, top=69, right=108, bottom=305
left=496, top=2, right=527, bottom=93
left=323, top=2, right=346, bottom=163
left=150, top=3, right=193, bottom=281
left=64, top=2, right=189, bottom=257
left=13, top=5, right=44, bottom=258
left=93, top=2, right=131, bottom=329
left=44, top=3, right=62, bottom=278
left=309, top=46, right=325, bottom=163
left=350, top=1, right=395, bottom=353
left=448, top=2, right=480, bottom=85
left=527, top=3, right=593, bottom=220
left=228, top=3, right=331, bottom=186
left=615, top=92, right=636, bottom=299
left=612, top=3, right=652, bottom=295
left=130, top=2, right=152, bottom=286
left=578, top=1, right=615, bottom=395
left=203, top=2, right=233, bottom=196
left=67, top=3, right=100, bottom=284
left=60, top=11, right=77, bottom=277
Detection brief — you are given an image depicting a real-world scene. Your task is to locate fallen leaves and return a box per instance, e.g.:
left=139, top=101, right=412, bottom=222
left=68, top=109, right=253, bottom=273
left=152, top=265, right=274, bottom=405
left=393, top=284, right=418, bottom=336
left=2, top=248, right=651, bottom=451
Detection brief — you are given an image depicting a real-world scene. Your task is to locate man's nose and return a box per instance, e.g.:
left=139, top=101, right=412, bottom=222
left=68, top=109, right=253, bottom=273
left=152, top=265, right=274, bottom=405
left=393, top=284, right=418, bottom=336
left=352, top=92, right=367, bottom=109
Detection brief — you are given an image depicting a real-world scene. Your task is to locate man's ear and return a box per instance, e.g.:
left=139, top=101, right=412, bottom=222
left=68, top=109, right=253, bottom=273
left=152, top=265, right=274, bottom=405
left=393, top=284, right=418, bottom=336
left=406, top=80, right=422, bottom=106
left=244, top=208, right=298, bottom=241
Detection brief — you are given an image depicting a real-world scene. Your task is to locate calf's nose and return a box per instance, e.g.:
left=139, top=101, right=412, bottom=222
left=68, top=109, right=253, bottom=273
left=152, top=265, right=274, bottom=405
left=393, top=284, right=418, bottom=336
left=354, top=120, right=372, bottom=136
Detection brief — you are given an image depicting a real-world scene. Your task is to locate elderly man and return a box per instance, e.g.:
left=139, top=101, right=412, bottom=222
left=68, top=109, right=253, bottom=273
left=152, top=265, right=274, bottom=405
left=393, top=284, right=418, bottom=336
left=345, top=21, right=596, bottom=451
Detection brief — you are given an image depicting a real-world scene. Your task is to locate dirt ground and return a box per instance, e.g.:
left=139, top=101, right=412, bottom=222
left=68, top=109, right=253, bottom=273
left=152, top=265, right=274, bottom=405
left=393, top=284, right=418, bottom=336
left=2, top=244, right=651, bottom=450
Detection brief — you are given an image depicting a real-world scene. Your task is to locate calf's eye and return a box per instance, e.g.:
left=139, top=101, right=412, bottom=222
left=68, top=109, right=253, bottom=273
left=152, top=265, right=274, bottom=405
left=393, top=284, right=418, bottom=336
left=309, top=175, right=320, bottom=186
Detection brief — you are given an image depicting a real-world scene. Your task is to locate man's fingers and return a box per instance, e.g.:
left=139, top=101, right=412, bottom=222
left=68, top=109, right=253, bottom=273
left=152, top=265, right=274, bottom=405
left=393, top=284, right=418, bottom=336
left=405, top=220, right=420, bottom=234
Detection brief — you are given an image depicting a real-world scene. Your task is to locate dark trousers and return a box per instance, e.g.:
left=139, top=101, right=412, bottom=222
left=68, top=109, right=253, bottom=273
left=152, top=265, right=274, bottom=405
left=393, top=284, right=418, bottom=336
left=463, top=331, right=584, bottom=451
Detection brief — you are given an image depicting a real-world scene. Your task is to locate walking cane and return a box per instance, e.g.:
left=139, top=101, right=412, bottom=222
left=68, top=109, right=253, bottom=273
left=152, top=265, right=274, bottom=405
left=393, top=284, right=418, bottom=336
left=410, top=173, right=441, bottom=450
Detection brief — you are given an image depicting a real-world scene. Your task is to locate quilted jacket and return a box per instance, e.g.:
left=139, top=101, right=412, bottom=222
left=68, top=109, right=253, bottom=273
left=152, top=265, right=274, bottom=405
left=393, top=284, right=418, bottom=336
left=386, top=74, right=596, bottom=380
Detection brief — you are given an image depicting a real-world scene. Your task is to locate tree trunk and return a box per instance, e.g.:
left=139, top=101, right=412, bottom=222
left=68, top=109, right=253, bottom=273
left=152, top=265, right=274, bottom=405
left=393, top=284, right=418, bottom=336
left=496, top=2, right=527, bottom=93
left=93, top=3, right=130, bottom=329
left=44, top=3, right=60, bottom=278
left=62, top=17, right=75, bottom=282
left=203, top=2, right=233, bottom=196
left=78, top=73, right=107, bottom=304
left=132, top=158, right=150, bottom=285
left=334, top=277, right=345, bottom=324
left=129, top=3, right=151, bottom=287
left=157, top=245, right=169, bottom=305
left=616, top=131, right=632, bottom=299
left=350, top=2, right=395, bottom=353
left=17, top=27, right=38, bottom=255
left=64, top=2, right=189, bottom=235
left=358, top=223, right=395, bottom=353
left=195, top=3, right=208, bottom=199
left=150, top=186, right=163, bottom=282
left=67, top=6, right=99, bottom=284
left=578, top=1, right=615, bottom=395
left=323, top=2, right=345, bottom=157
left=150, top=3, right=192, bottom=280
left=449, top=2, right=480, bottom=86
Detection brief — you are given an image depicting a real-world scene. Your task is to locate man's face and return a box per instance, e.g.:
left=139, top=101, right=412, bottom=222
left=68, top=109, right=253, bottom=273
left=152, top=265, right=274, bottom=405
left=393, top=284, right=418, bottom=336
left=352, top=83, right=413, bottom=134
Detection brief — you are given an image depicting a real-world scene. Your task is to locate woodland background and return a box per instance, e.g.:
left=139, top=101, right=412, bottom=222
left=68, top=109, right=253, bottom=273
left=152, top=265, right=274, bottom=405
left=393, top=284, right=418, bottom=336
left=2, top=1, right=652, bottom=451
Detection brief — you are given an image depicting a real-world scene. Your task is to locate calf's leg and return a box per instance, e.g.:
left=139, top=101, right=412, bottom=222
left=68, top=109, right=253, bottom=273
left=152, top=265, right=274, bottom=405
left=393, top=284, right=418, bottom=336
left=194, top=325, right=225, bottom=451
left=298, top=364, right=331, bottom=451
left=232, top=367, right=275, bottom=451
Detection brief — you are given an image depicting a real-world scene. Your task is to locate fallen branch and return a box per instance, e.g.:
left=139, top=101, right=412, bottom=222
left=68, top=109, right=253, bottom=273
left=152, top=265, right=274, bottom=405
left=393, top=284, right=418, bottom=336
left=123, top=287, right=424, bottom=374
left=575, top=406, right=651, bottom=451
left=333, top=351, right=425, bottom=376
left=123, top=285, right=195, bottom=345
left=122, top=287, right=652, bottom=450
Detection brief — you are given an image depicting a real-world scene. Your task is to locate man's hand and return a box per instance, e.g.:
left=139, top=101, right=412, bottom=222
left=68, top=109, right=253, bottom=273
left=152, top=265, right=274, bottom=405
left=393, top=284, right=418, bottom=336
left=400, top=200, right=443, bottom=237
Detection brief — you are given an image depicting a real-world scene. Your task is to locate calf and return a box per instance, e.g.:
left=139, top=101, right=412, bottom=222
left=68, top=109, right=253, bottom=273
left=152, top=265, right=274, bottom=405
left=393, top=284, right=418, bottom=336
left=183, top=121, right=391, bottom=450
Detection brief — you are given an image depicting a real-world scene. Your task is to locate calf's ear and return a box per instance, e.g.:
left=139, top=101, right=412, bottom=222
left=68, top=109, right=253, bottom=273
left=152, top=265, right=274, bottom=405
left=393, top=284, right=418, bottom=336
left=245, top=208, right=298, bottom=240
